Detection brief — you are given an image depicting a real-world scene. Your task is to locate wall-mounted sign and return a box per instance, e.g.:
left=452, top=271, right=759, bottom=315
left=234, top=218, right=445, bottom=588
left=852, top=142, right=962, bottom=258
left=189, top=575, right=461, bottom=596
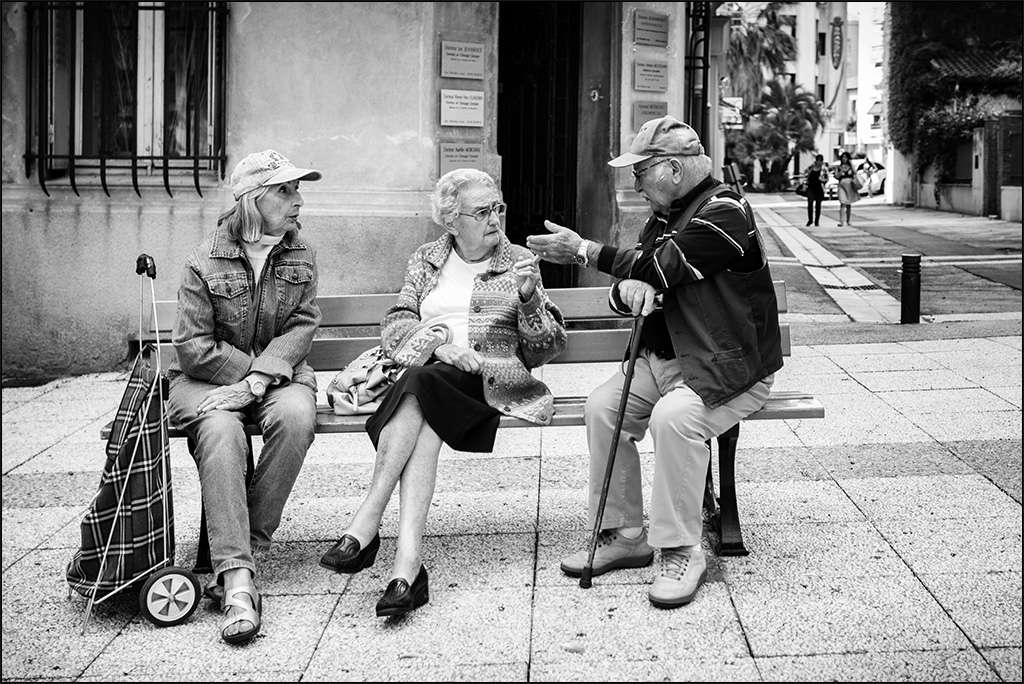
left=633, top=60, right=668, bottom=92
left=441, top=41, right=485, bottom=80
left=632, top=101, right=668, bottom=131
left=440, top=89, right=485, bottom=127
left=634, top=10, right=669, bottom=47
left=439, top=142, right=484, bottom=175
left=720, top=96, right=743, bottom=129
left=830, top=17, right=844, bottom=70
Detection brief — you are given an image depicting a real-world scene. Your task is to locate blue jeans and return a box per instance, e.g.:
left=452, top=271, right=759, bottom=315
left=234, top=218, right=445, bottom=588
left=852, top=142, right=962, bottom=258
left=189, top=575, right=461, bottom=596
left=167, top=375, right=316, bottom=578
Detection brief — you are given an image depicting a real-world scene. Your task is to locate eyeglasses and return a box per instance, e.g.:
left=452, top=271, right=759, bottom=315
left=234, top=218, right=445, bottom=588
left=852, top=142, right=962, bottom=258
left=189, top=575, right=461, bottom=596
left=458, top=201, right=507, bottom=222
left=632, top=158, right=672, bottom=182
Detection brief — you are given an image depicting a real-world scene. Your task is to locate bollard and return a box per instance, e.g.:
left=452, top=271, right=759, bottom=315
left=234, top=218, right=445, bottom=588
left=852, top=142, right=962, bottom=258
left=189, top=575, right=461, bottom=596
left=900, top=253, right=921, bottom=324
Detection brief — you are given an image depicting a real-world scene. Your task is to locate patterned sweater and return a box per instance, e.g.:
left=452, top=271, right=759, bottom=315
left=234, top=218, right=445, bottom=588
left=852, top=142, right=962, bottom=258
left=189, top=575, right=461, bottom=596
left=381, top=233, right=566, bottom=425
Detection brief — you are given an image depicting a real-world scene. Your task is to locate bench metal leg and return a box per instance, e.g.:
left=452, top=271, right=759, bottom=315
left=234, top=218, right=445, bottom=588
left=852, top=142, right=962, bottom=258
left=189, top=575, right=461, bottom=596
left=190, top=435, right=255, bottom=576
left=702, top=441, right=719, bottom=525
left=715, top=423, right=748, bottom=556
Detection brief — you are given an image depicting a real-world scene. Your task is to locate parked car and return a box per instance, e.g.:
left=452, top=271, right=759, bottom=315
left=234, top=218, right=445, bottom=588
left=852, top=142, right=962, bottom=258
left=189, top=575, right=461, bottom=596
left=857, top=161, right=886, bottom=196
left=820, top=160, right=886, bottom=199
left=824, top=171, right=838, bottom=200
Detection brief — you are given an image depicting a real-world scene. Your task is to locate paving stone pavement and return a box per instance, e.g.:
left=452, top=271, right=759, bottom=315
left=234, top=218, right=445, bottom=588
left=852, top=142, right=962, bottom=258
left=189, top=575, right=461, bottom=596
left=2, top=336, right=1022, bottom=681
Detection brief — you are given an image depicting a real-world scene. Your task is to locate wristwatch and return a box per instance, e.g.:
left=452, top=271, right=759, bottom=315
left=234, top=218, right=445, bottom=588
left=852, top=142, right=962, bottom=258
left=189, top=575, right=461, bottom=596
left=245, top=375, right=268, bottom=401
left=573, top=239, right=591, bottom=267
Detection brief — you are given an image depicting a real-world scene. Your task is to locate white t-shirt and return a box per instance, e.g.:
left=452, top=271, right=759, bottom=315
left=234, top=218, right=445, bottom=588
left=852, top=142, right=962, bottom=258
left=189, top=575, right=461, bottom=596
left=242, top=233, right=285, bottom=284
left=420, top=249, right=491, bottom=349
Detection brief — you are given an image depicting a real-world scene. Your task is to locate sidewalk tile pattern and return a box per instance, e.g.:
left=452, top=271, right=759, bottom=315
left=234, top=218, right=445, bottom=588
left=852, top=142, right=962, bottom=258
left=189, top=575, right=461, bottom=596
left=2, top=335, right=1021, bottom=681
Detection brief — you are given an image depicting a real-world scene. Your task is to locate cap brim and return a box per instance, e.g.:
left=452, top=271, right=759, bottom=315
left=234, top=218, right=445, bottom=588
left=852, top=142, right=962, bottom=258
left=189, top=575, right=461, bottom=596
left=263, top=167, right=322, bottom=185
left=607, top=152, right=653, bottom=168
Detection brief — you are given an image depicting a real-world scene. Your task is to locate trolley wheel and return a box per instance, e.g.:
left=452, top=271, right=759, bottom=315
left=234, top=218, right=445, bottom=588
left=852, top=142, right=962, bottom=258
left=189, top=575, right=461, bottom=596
left=138, top=566, right=201, bottom=627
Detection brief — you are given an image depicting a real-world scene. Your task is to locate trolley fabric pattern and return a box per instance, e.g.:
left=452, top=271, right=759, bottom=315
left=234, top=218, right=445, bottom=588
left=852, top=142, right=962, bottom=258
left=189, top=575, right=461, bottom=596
left=65, top=254, right=201, bottom=632
left=66, top=352, right=174, bottom=600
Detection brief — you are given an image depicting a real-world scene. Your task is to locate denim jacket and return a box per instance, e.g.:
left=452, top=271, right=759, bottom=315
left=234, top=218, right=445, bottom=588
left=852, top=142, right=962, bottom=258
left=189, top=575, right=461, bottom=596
left=169, top=223, right=322, bottom=390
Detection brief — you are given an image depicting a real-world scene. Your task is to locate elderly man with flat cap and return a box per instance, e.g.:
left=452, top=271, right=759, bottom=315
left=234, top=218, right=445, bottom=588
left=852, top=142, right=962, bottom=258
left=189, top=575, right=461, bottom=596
left=527, top=116, right=782, bottom=608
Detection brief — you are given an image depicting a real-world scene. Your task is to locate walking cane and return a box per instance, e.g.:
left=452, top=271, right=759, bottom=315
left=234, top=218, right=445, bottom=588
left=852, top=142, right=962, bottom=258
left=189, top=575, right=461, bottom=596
left=580, top=313, right=646, bottom=589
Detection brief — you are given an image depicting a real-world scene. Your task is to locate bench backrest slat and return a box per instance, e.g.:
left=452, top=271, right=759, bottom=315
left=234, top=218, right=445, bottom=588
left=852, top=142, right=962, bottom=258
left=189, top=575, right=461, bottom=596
left=145, top=281, right=791, bottom=371
left=148, top=281, right=788, bottom=331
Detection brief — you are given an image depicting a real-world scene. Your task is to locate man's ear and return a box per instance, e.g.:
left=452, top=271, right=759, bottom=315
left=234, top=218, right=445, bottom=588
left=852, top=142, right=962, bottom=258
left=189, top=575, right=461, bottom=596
left=668, top=158, right=684, bottom=180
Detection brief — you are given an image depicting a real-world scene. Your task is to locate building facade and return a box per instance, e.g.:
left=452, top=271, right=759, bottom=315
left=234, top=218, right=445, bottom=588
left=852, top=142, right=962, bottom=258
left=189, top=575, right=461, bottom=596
left=845, top=1, right=885, bottom=164
left=2, top=1, right=715, bottom=378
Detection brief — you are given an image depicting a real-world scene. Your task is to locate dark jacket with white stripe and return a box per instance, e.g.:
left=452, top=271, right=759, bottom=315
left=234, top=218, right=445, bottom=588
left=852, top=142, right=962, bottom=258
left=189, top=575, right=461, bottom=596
left=595, top=176, right=783, bottom=408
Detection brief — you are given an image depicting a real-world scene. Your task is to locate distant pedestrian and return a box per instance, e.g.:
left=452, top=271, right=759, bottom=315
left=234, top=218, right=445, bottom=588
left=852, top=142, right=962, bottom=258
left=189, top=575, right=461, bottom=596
left=804, top=154, right=828, bottom=227
left=834, top=152, right=860, bottom=226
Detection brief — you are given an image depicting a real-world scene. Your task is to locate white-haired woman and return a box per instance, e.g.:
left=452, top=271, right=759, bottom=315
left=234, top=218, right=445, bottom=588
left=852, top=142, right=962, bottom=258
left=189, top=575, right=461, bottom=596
left=320, top=168, right=566, bottom=618
left=167, top=150, right=322, bottom=644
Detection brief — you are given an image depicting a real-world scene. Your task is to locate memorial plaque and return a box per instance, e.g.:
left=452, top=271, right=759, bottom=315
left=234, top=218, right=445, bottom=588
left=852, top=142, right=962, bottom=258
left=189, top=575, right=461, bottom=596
left=441, top=41, right=485, bottom=80
left=440, top=89, right=485, bottom=127
left=633, top=60, right=668, bottom=92
left=632, top=101, right=668, bottom=131
left=439, top=142, right=484, bottom=175
left=634, top=10, right=669, bottom=47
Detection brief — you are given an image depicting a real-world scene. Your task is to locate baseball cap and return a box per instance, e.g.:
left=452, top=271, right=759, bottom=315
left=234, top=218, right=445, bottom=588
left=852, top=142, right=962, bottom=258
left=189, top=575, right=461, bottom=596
left=230, top=150, right=322, bottom=200
left=607, top=115, right=705, bottom=167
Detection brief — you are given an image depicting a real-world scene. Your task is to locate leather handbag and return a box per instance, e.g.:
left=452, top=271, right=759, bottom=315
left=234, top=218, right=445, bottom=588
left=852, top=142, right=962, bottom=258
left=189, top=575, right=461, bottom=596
left=327, top=345, right=404, bottom=415
left=795, top=182, right=808, bottom=197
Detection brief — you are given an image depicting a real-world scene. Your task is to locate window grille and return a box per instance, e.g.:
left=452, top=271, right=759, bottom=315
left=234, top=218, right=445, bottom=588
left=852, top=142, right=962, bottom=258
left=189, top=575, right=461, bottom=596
left=24, top=1, right=228, bottom=198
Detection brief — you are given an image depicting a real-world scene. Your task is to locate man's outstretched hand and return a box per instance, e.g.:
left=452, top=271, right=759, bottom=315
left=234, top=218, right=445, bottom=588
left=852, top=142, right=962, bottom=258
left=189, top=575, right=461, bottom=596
left=526, top=220, right=582, bottom=264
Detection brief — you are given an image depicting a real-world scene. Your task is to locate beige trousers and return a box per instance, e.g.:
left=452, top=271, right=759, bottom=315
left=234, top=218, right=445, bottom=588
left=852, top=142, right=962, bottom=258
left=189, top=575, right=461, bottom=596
left=584, top=350, right=773, bottom=548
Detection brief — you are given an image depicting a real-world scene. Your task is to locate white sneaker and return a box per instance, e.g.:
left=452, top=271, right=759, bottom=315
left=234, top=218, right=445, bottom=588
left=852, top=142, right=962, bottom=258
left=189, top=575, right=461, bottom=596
left=560, top=529, right=654, bottom=577
left=648, top=546, right=707, bottom=608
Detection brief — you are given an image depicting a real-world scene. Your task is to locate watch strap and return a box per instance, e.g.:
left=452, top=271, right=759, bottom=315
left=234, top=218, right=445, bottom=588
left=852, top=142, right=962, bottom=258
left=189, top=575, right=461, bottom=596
left=575, top=239, right=591, bottom=267
left=245, top=374, right=267, bottom=400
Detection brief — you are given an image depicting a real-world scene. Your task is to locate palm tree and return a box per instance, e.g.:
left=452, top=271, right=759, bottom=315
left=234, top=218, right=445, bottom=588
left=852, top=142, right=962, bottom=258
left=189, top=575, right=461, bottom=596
left=730, top=81, right=825, bottom=191
left=723, top=2, right=796, bottom=111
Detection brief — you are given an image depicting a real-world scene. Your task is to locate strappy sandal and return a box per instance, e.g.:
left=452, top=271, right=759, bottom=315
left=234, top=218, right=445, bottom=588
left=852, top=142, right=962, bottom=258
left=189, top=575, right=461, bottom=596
left=204, top=579, right=224, bottom=606
left=219, top=584, right=262, bottom=645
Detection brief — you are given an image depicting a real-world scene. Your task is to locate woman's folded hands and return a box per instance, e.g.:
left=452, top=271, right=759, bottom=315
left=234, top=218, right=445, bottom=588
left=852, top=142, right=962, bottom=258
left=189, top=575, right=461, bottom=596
left=433, top=343, right=484, bottom=374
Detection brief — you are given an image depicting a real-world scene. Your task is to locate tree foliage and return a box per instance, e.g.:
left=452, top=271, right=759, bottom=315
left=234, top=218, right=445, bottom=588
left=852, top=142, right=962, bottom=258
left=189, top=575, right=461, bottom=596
left=724, top=2, right=796, bottom=112
left=888, top=2, right=1023, bottom=155
left=914, top=98, right=1007, bottom=184
left=728, top=81, right=824, bottom=191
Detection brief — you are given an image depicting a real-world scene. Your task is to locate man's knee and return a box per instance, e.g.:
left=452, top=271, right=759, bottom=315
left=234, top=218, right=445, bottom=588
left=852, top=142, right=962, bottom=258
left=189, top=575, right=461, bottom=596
left=650, top=398, right=705, bottom=440
left=584, top=383, right=620, bottom=424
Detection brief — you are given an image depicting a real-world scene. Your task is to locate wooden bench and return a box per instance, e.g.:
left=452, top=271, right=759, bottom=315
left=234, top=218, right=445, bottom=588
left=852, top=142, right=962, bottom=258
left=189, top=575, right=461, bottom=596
left=103, top=281, right=822, bottom=567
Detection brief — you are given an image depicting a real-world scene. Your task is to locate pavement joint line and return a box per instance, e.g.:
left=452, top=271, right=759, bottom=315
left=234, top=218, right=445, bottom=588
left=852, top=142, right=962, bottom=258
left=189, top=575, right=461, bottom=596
left=756, top=206, right=904, bottom=323
left=924, top=311, right=1023, bottom=322
left=846, top=255, right=1022, bottom=264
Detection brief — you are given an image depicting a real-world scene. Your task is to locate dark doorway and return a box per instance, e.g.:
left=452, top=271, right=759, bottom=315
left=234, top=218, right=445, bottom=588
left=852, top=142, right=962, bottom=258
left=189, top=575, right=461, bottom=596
left=498, top=2, right=581, bottom=288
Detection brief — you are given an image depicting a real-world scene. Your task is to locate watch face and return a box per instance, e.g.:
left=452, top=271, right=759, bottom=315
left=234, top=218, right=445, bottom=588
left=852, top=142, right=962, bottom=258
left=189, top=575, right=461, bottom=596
left=573, top=254, right=585, bottom=265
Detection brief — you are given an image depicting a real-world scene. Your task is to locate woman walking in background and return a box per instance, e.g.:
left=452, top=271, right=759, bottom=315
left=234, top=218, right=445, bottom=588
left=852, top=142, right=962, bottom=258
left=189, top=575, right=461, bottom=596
left=834, top=152, right=860, bottom=226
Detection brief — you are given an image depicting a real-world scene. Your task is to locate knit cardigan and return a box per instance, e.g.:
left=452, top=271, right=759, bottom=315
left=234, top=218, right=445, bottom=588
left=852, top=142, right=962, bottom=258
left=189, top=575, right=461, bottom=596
left=381, top=233, right=567, bottom=425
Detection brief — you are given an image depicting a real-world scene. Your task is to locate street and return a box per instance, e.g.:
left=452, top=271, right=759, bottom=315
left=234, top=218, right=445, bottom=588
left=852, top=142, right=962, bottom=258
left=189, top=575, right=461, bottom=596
left=747, top=193, right=1022, bottom=346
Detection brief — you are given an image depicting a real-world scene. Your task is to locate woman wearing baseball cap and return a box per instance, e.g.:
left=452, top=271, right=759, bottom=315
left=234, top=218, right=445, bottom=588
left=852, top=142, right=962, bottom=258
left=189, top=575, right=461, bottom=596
left=165, top=150, right=322, bottom=644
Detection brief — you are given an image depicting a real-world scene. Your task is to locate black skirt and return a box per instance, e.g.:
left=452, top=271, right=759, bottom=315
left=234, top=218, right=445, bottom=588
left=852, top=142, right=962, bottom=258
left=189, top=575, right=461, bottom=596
left=365, top=363, right=501, bottom=452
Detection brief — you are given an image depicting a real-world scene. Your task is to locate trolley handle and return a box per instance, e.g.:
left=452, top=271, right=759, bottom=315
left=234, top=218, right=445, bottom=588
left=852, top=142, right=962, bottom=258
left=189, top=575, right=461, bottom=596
left=136, top=254, right=157, bottom=279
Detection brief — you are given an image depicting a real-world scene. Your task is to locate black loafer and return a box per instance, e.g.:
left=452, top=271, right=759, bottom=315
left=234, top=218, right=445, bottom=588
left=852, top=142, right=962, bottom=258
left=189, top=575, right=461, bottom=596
left=375, top=565, right=429, bottom=617
left=319, top=533, right=380, bottom=574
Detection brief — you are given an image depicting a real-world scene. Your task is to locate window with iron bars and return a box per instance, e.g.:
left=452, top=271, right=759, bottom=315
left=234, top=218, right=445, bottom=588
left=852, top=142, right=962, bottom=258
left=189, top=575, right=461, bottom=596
left=24, top=1, right=228, bottom=197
